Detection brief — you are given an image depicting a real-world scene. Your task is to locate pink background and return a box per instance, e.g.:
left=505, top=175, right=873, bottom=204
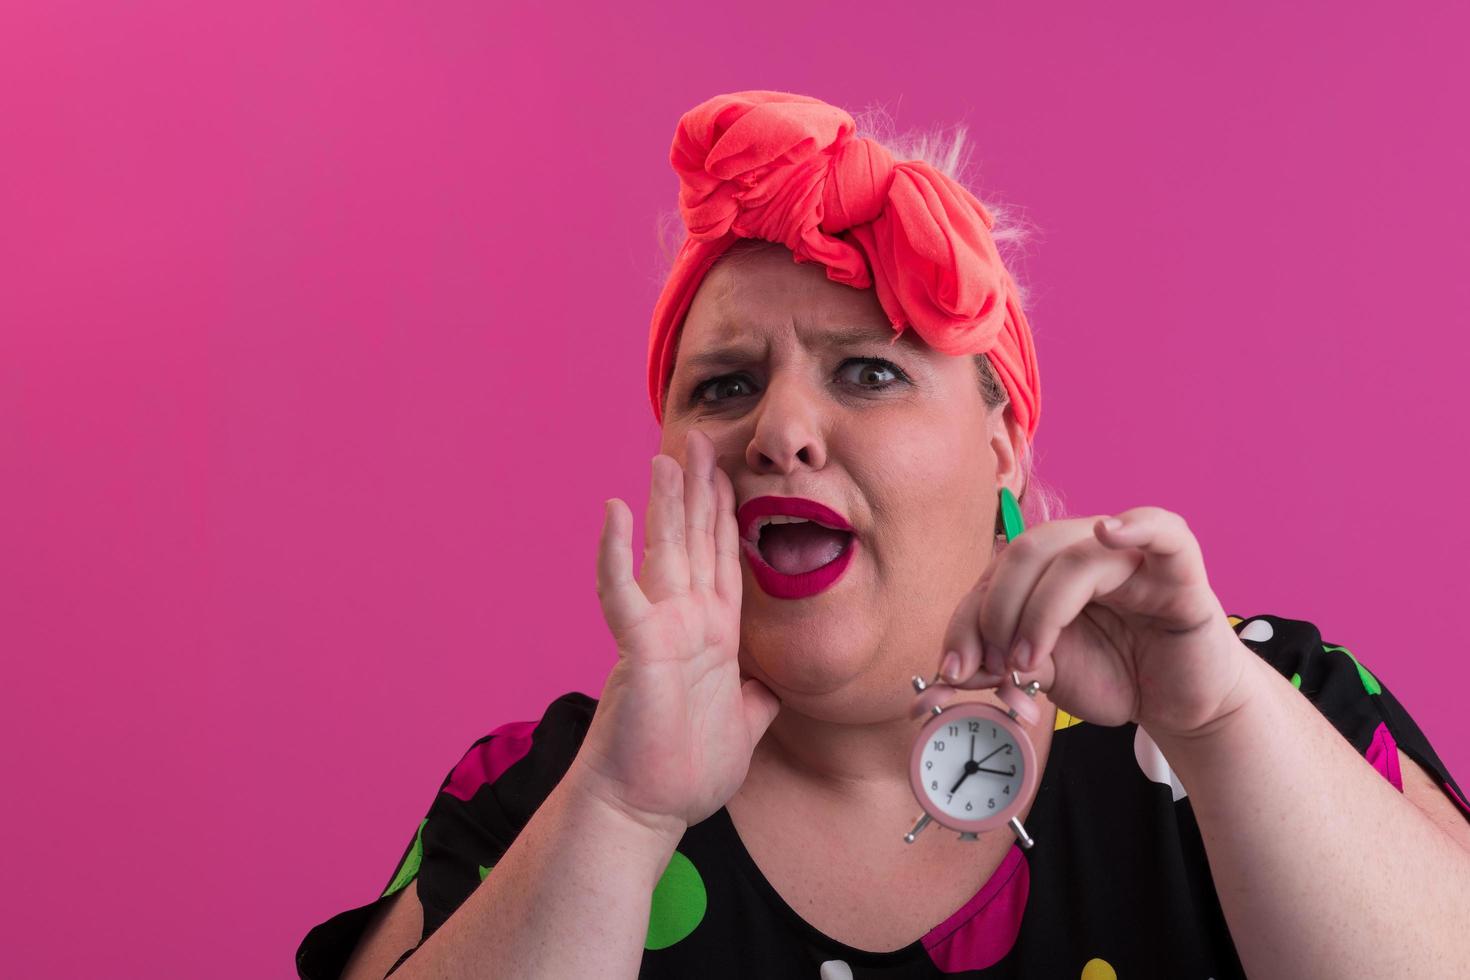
left=3, top=2, right=1466, bottom=976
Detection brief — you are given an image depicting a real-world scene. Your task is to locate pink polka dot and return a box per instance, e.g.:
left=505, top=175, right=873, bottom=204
left=444, top=720, right=537, bottom=801
left=921, top=844, right=1029, bottom=972
left=1364, top=722, right=1470, bottom=818
left=1363, top=721, right=1403, bottom=792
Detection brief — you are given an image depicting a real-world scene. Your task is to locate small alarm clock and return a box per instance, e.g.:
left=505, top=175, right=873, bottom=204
left=903, top=671, right=1042, bottom=848
left=902, top=484, right=1041, bottom=848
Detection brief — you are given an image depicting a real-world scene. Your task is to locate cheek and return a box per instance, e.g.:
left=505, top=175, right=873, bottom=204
left=868, top=430, right=990, bottom=560
left=869, top=423, right=982, bottom=509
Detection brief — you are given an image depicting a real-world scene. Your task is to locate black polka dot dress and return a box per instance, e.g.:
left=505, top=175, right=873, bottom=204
left=296, top=613, right=1469, bottom=978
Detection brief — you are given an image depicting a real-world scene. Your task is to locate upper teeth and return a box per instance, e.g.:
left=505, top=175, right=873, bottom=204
left=749, top=515, right=826, bottom=544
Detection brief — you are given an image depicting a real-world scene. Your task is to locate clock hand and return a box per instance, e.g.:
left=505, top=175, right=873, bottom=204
left=948, top=740, right=1016, bottom=794
left=976, top=743, right=1009, bottom=766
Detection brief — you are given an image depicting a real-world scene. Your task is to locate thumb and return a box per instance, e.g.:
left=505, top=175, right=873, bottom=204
left=740, top=676, right=782, bottom=745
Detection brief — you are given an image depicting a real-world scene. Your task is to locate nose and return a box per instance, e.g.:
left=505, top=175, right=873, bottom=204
left=743, top=372, right=829, bottom=474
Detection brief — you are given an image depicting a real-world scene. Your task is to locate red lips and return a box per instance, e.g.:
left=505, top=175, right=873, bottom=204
left=736, top=495, right=857, bottom=600
left=736, top=496, right=854, bottom=546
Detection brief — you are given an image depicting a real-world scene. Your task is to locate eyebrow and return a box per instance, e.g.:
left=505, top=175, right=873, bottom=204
left=681, top=326, right=898, bottom=372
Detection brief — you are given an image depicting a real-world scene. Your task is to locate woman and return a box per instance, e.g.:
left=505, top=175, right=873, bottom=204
left=297, top=91, right=1470, bottom=979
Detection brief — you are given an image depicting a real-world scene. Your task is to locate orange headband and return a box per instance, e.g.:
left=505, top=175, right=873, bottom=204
left=646, top=90, right=1041, bottom=442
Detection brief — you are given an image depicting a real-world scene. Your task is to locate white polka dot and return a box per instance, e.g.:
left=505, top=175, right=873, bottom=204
left=819, top=960, right=853, bottom=980
left=1238, top=619, right=1273, bottom=643
left=1134, top=725, right=1188, bottom=801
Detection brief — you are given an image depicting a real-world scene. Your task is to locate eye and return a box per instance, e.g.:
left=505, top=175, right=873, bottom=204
left=689, top=357, right=909, bottom=406
left=692, top=374, right=757, bottom=405
left=839, top=358, right=903, bottom=388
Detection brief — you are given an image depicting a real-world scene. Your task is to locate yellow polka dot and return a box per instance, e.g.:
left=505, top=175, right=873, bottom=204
left=1054, top=709, right=1085, bottom=730
left=1080, top=956, right=1117, bottom=980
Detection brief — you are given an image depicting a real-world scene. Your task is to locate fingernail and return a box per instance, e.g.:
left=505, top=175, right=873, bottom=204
left=1101, top=517, right=1122, bottom=532
left=982, top=642, right=1002, bottom=676
left=1012, top=637, right=1032, bottom=671
left=941, top=650, right=961, bottom=682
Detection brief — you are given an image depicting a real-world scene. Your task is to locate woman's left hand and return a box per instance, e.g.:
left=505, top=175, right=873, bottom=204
left=932, top=507, right=1254, bottom=740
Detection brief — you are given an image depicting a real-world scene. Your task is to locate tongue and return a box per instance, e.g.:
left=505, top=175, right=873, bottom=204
left=759, top=523, right=852, bottom=575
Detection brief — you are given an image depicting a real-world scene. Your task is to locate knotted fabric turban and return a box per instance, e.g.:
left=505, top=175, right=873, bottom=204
left=646, top=90, right=1041, bottom=442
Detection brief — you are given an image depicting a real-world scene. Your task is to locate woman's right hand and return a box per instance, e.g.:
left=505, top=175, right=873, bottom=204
left=575, top=428, right=782, bottom=839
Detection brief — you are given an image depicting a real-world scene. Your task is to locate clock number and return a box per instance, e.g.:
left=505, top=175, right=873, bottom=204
left=946, top=792, right=953, bottom=802
left=1003, top=784, right=1010, bottom=794
left=925, top=760, right=933, bottom=770
left=968, top=721, right=980, bottom=733
left=1004, top=744, right=1013, bottom=754
left=947, top=724, right=959, bottom=736
left=931, top=780, right=939, bottom=791
left=991, top=726, right=996, bottom=739
left=965, top=801, right=973, bottom=811
left=988, top=798, right=996, bottom=809
left=933, top=740, right=945, bottom=751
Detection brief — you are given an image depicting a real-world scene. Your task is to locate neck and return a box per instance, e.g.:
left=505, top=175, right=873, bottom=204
left=762, top=700, right=918, bottom=799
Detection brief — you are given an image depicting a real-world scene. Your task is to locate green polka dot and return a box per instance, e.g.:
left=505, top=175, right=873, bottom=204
left=1290, top=672, right=1301, bottom=689
left=1322, top=643, right=1381, bottom=696
left=382, top=818, right=427, bottom=897
left=644, top=850, right=706, bottom=950
left=478, top=864, right=492, bottom=882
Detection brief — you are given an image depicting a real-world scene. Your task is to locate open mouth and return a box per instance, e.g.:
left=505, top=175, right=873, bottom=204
left=752, top=521, right=855, bottom=575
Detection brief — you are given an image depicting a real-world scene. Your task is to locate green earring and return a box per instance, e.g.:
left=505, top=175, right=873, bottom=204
left=997, top=486, right=1026, bottom=542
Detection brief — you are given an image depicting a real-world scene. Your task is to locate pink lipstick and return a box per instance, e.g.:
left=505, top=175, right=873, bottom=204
left=736, top=496, right=858, bottom=600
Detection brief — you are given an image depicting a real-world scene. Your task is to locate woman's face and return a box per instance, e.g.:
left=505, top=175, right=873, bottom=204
left=658, top=242, right=1026, bottom=721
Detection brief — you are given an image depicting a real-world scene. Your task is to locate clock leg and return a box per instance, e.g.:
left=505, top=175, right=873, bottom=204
left=903, top=813, right=933, bottom=844
left=1008, top=816, right=1035, bottom=849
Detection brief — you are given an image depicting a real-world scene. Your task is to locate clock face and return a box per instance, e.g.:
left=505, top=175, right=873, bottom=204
left=918, top=713, right=1025, bottom=821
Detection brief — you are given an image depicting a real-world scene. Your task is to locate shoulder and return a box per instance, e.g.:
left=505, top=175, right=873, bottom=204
left=1226, top=611, right=1379, bottom=704
left=1225, top=611, right=1470, bottom=827
left=414, top=691, right=602, bottom=939
left=295, top=692, right=601, bottom=979
left=433, top=690, right=600, bottom=820
left=1223, top=608, right=1393, bottom=769
left=1226, top=611, right=1385, bottom=744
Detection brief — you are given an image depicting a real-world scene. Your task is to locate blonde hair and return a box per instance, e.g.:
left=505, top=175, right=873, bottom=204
left=649, top=102, right=1069, bottom=528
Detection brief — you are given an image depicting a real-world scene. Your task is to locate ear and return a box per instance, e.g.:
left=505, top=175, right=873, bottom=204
left=988, top=401, right=1028, bottom=501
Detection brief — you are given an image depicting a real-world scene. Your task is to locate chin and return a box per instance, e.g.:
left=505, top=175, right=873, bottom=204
left=741, top=643, right=906, bottom=714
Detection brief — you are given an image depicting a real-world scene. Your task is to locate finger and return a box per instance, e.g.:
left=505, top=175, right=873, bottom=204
left=938, top=560, right=1005, bottom=688
left=1094, top=507, right=1210, bottom=594
left=949, top=645, right=1011, bottom=690
left=683, top=430, right=716, bottom=593
left=640, top=455, right=691, bottom=602
left=1006, top=535, right=1139, bottom=673
left=712, top=464, right=742, bottom=602
left=597, top=497, right=652, bottom=643
left=976, top=519, right=1101, bottom=675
